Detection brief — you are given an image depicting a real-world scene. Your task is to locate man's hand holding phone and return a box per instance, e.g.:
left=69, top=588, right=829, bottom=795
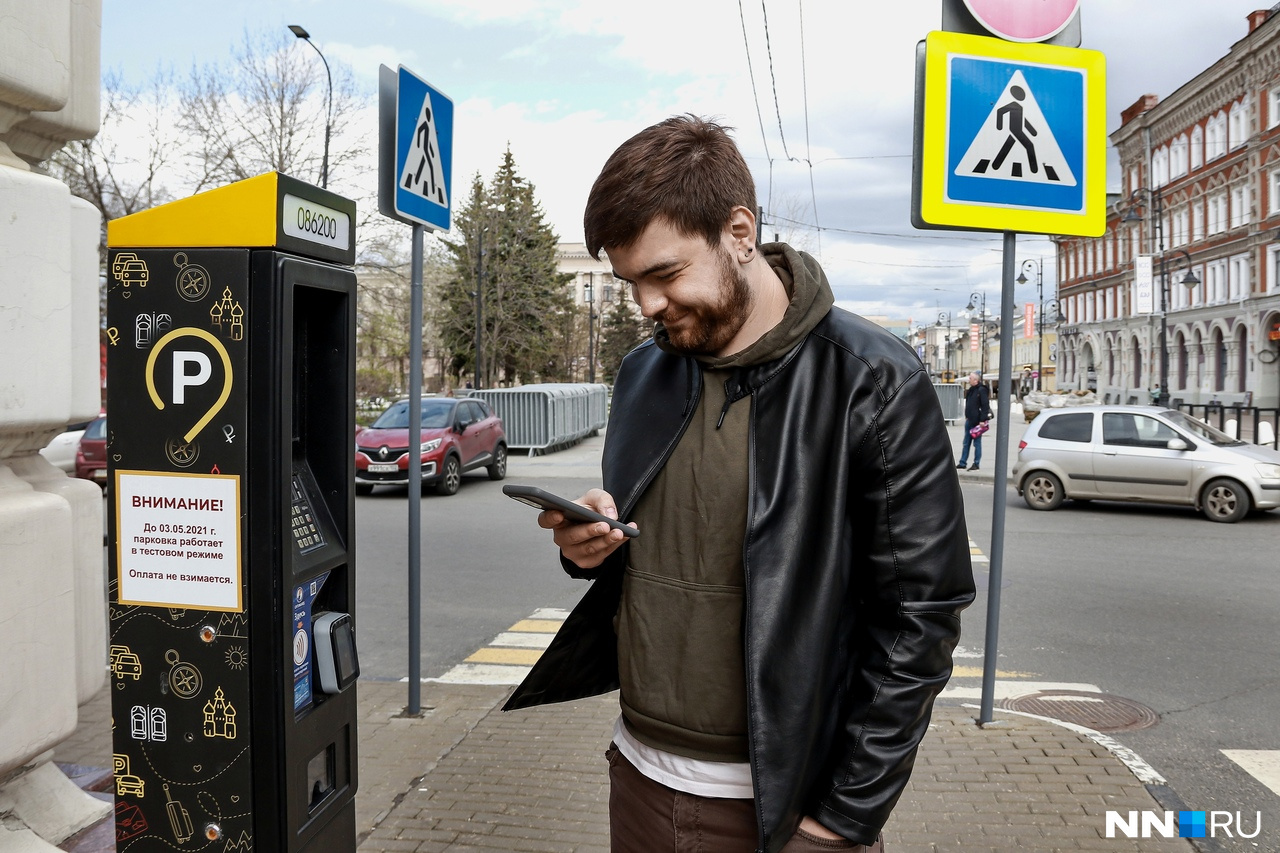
left=504, top=485, right=638, bottom=570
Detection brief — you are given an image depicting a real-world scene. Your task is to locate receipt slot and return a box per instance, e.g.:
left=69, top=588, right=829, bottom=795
left=106, top=173, right=359, bottom=851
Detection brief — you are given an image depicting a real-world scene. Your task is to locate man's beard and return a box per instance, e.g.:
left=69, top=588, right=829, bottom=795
left=659, top=248, right=754, bottom=356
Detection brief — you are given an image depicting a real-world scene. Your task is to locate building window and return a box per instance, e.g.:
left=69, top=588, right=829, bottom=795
left=1104, top=231, right=1114, bottom=270
left=1191, top=199, right=1204, bottom=242
left=1169, top=207, right=1187, bottom=247
left=1271, top=89, right=1280, bottom=129
left=1171, top=134, right=1189, bottom=179
left=1229, top=97, right=1249, bottom=149
left=1271, top=171, right=1280, bottom=216
left=1152, top=146, right=1170, bottom=186
left=1206, top=259, right=1228, bottom=304
left=1191, top=125, right=1204, bottom=170
left=1228, top=253, right=1249, bottom=300
left=1229, top=184, right=1250, bottom=229
left=1207, top=112, right=1228, bottom=160
left=1268, top=244, right=1280, bottom=292
left=1208, top=192, right=1228, bottom=234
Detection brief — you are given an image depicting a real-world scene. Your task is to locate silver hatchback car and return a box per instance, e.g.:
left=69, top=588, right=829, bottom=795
left=1013, top=405, right=1280, bottom=523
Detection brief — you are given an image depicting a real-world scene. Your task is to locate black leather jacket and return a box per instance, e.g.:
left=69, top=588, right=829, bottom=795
left=506, top=308, right=975, bottom=851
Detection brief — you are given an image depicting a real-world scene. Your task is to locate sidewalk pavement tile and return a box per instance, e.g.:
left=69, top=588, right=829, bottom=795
left=58, top=680, right=1189, bottom=852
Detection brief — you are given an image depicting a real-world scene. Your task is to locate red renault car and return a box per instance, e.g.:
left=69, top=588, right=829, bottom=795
left=355, top=397, right=507, bottom=496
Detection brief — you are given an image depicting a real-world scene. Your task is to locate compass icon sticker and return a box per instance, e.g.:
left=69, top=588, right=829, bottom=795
left=174, top=252, right=211, bottom=302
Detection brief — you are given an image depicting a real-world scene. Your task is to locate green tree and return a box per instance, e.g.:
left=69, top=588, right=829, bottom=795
left=440, top=149, right=573, bottom=386
left=597, top=292, right=653, bottom=383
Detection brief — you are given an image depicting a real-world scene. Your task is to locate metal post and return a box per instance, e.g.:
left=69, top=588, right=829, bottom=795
left=586, top=275, right=595, bottom=383
left=475, top=230, right=484, bottom=390
left=979, top=231, right=1018, bottom=724
left=407, top=224, right=423, bottom=714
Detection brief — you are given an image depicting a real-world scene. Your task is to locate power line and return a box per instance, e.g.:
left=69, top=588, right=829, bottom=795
left=759, top=0, right=793, bottom=162
left=738, top=0, right=774, bottom=218
left=798, top=0, right=820, bottom=255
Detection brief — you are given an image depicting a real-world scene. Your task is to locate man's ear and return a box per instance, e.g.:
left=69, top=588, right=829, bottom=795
left=725, top=206, right=757, bottom=260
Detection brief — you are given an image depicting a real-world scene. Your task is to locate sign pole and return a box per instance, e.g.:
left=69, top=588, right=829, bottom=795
left=408, top=223, right=424, bottom=714
left=980, top=231, right=1019, bottom=723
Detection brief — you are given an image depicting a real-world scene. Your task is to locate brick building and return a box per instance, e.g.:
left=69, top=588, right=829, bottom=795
left=1055, top=9, right=1280, bottom=407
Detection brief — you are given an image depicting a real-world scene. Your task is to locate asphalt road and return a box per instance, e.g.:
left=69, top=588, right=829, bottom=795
left=962, top=481, right=1280, bottom=852
left=354, top=470, right=596, bottom=681
left=351, top=466, right=1280, bottom=851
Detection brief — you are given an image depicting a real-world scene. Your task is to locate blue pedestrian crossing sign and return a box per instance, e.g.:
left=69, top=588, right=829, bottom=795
left=913, top=31, right=1105, bottom=236
left=378, top=64, right=453, bottom=231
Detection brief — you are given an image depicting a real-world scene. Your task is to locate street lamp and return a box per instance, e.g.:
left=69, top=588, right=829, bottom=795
left=965, top=291, right=991, bottom=375
left=288, top=25, right=333, bottom=189
left=584, top=274, right=597, bottom=383
left=1117, top=187, right=1201, bottom=407
left=936, top=311, right=954, bottom=378
left=1016, top=258, right=1047, bottom=391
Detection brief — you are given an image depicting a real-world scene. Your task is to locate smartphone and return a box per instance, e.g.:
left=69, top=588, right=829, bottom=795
left=502, top=484, right=639, bottom=538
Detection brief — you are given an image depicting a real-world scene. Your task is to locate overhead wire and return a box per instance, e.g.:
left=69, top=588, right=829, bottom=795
left=738, top=0, right=775, bottom=222
left=798, top=0, right=821, bottom=255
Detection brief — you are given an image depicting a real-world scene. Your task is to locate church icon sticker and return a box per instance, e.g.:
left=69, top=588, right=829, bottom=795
left=915, top=31, right=1106, bottom=237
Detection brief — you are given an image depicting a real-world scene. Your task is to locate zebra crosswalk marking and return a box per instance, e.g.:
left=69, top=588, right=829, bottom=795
left=429, top=608, right=569, bottom=685
left=1222, top=750, right=1280, bottom=797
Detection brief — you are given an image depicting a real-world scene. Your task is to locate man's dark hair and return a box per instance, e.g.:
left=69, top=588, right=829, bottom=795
left=583, top=114, right=758, bottom=260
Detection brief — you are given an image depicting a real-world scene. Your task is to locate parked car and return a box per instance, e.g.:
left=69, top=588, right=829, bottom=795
left=355, top=397, right=507, bottom=496
left=1013, top=405, right=1280, bottom=523
left=40, top=417, right=97, bottom=473
left=75, top=415, right=108, bottom=485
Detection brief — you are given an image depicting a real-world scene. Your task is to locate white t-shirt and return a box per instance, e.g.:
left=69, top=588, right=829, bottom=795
left=612, top=716, right=755, bottom=799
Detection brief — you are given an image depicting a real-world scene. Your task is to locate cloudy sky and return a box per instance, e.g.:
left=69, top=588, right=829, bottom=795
left=101, top=0, right=1272, bottom=320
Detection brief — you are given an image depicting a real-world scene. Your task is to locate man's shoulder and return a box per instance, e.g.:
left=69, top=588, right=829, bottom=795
left=811, top=307, right=922, bottom=370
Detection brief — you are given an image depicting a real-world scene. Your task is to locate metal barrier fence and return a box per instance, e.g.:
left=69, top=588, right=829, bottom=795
left=1174, top=403, right=1280, bottom=450
left=472, top=383, right=609, bottom=454
left=933, top=382, right=965, bottom=423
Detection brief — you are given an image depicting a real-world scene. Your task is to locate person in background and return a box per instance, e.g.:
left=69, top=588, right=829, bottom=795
left=507, top=114, right=975, bottom=852
left=956, top=371, right=992, bottom=472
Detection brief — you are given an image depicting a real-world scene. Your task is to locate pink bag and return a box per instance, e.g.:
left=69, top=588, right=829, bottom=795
left=969, top=421, right=990, bottom=438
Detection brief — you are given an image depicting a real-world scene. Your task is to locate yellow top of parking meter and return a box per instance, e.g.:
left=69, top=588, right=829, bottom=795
left=107, top=172, right=356, bottom=266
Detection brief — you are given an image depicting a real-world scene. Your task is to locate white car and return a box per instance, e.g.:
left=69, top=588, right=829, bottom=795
left=1013, top=405, right=1280, bottom=523
left=39, top=419, right=95, bottom=473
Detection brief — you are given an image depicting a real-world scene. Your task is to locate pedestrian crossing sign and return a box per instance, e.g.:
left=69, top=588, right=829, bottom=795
left=913, top=31, right=1106, bottom=236
left=378, top=65, right=454, bottom=231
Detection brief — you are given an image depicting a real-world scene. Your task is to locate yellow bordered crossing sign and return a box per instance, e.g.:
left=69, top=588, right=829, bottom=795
left=912, top=30, right=1106, bottom=236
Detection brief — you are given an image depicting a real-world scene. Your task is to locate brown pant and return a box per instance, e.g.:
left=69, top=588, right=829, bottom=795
left=607, top=745, right=885, bottom=852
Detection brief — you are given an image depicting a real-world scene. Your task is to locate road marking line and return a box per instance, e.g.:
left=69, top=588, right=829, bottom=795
left=431, top=608, right=568, bottom=684
left=507, top=619, right=563, bottom=633
left=465, top=647, right=543, bottom=665
left=941, top=680, right=1101, bottom=700
left=426, top=663, right=531, bottom=685
left=951, top=665, right=1038, bottom=679
left=1222, top=750, right=1280, bottom=796
left=491, top=631, right=555, bottom=649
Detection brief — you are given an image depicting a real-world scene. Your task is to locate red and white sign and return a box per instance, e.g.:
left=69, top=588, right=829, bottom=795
left=970, top=322, right=980, bottom=351
left=1024, top=303, right=1035, bottom=338
left=963, top=0, right=1081, bottom=42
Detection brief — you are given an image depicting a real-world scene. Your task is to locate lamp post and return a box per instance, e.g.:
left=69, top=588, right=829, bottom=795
left=584, top=274, right=597, bottom=383
left=473, top=229, right=486, bottom=389
left=936, top=311, right=953, bottom=379
left=965, top=291, right=990, bottom=375
left=288, top=25, right=333, bottom=189
left=1118, top=188, right=1201, bottom=407
left=1016, top=257, right=1046, bottom=391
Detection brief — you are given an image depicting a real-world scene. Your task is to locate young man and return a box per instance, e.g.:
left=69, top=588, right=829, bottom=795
left=956, top=371, right=992, bottom=471
left=506, top=115, right=974, bottom=852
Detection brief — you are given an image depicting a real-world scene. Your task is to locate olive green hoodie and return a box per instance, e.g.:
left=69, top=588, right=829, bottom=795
left=616, top=243, right=835, bottom=761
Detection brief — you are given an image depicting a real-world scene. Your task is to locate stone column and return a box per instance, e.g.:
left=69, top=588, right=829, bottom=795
left=0, top=2, right=111, bottom=848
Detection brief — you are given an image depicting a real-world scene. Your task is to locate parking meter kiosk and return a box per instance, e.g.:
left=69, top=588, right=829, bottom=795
left=106, top=173, right=359, bottom=851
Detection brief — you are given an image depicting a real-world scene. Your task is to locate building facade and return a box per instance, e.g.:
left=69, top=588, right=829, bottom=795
left=1056, top=9, right=1280, bottom=407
